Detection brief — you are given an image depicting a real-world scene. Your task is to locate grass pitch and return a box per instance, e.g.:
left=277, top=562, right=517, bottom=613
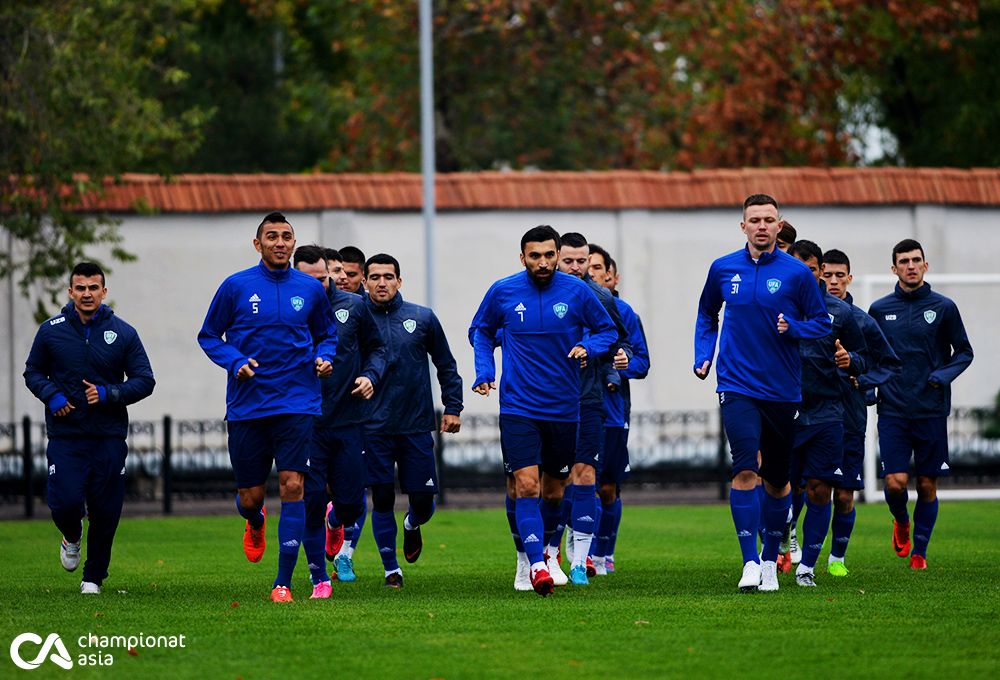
left=1, top=501, right=999, bottom=679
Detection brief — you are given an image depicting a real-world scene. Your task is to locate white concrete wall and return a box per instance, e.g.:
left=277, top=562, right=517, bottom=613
left=3, top=205, right=998, bottom=424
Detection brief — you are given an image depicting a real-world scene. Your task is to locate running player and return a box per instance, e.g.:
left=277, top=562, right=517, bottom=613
left=694, top=194, right=830, bottom=592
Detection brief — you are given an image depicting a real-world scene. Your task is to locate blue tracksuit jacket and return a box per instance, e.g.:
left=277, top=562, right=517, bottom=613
left=840, top=292, right=901, bottom=436
left=24, top=303, right=155, bottom=439
left=580, top=276, right=632, bottom=408
left=694, top=246, right=831, bottom=402
left=868, top=282, right=973, bottom=419
left=318, top=286, right=387, bottom=428
left=796, top=291, right=867, bottom=426
left=363, top=292, right=463, bottom=434
left=198, top=261, right=338, bottom=421
left=604, top=295, right=650, bottom=428
left=470, top=270, right=617, bottom=422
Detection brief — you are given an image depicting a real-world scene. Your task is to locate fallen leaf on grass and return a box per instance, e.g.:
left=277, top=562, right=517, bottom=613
left=634, top=620, right=650, bottom=626
left=231, top=601, right=239, bottom=608
left=128, top=647, right=138, bottom=657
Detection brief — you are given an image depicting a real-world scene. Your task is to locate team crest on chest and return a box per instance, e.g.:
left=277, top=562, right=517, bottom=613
left=290, top=295, right=304, bottom=312
left=766, top=278, right=782, bottom=294
left=403, top=319, right=417, bottom=333
left=923, top=310, right=937, bottom=324
left=335, top=308, right=350, bottom=323
left=103, top=330, right=117, bottom=345
left=552, top=302, right=568, bottom=319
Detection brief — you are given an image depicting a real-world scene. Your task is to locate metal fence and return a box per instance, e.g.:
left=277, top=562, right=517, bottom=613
left=2, top=408, right=998, bottom=518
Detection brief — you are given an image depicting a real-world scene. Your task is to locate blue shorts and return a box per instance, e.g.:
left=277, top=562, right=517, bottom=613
left=499, top=414, right=577, bottom=479
left=575, top=404, right=605, bottom=470
left=877, top=415, right=950, bottom=478
left=305, top=424, right=367, bottom=506
left=227, top=414, right=313, bottom=489
left=792, top=421, right=844, bottom=485
left=600, top=426, right=630, bottom=485
left=365, top=432, right=437, bottom=494
left=719, top=392, right=797, bottom=488
left=836, top=431, right=865, bottom=490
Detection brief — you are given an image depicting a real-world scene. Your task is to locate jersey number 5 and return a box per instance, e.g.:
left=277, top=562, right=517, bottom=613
left=252, top=302, right=259, bottom=314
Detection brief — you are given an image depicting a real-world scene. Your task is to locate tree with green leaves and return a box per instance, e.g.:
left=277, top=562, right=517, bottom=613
left=0, top=0, right=208, bottom=319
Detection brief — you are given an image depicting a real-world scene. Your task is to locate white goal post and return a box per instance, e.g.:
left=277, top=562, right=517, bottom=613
left=856, top=274, right=1000, bottom=503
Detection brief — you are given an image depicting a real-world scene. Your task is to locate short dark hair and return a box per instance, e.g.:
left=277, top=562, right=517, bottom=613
left=608, top=257, right=618, bottom=273
left=70, top=262, right=105, bottom=286
left=560, top=232, right=588, bottom=249
left=293, top=244, right=327, bottom=268
left=257, top=211, right=291, bottom=239
left=339, top=246, right=366, bottom=266
left=790, top=240, right=823, bottom=265
left=520, top=225, right=560, bottom=253
left=743, top=193, right=779, bottom=213
left=777, top=220, right=797, bottom=244
left=365, top=253, right=400, bottom=277
left=588, top=243, right=611, bottom=269
left=892, top=239, right=925, bottom=265
left=323, top=248, right=343, bottom=264
left=823, top=249, right=851, bottom=272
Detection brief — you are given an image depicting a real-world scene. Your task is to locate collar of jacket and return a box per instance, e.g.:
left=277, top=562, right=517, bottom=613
left=256, top=260, right=292, bottom=281
left=61, top=301, right=111, bottom=329
left=894, top=281, right=932, bottom=301
left=742, top=244, right=780, bottom=265
left=367, top=291, right=405, bottom=313
left=844, top=291, right=855, bottom=306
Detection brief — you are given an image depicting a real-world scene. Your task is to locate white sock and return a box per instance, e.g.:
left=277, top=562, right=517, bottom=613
left=828, top=555, right=844, bottom=565
left=572, top=530, right=592, bottom=567
left=336, top=542, right=352, bottom=559
left=403, top=514, right=416, bottom=531
left=796, top=563, right=813, bottom=576
left=517, top=551, right=529, bottom=565
left=384, top=568, right=402, bottom=578
left=529, top=560, right=547, bottom=575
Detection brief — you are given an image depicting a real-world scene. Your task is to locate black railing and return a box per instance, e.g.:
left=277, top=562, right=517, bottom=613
left=2, top=408, right=999, bottom=518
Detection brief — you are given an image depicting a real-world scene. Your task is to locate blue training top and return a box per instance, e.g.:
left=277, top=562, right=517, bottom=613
left=604, top=295, right=650, bottom=428
left=363, top=292, right=463, bottom=435
left=868, top=282, right=973, bottom=419
left=198, top=261, right=338, bottom=421
left=318, top=286, right=387, bottom=429
left=24, top=303, right=155, bottom=439
left=470, top=269, right=617, bottom=422
left=840, top=292, right=901, bottom=436
left=694, top=245, right=831, bottom=402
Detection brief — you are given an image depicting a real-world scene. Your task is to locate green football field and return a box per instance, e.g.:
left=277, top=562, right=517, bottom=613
left=2, top=501, right=999, bottom=679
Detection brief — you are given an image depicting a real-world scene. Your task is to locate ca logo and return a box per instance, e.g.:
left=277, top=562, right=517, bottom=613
left=9, top=632, right=73, bottom=670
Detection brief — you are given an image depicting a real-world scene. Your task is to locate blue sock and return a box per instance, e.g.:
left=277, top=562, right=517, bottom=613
left=730, top=488, right=760, bottom=564
left=505, top=495, right=525, bottom=552
left=235, top=494, right=264, bottom=529
left=571, top=484, right=598, bottom=537
left=912, top=498, right=938, bottom=557
left=596, top=500, right=618, bottom=556
left=884, top=487, right=910, bottom=524
left=588, top=502, right=603, bottom=557
left=791, top=488, right=805, bottom=524
left=515, top=497, right=545, bottom=565
left=371, top=510, right=399, bottom=571
left=756, top=484, right=767, bottom=542
left=761, top=492, right=792, bottom=562
left=303, top=524, right=328, bottom=584
left=549, top=496, right=572, bottom=551
left=607, top=497, right=622, bottom=555
left=801, top=498, right=832, bottom=569
left=830, top=508, right=856, bottom=559
left=274, top=500, right=305, bottom=588
left=539, top=497, right=563, bottom=547
left=350, top=491, right=368, bottom=549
